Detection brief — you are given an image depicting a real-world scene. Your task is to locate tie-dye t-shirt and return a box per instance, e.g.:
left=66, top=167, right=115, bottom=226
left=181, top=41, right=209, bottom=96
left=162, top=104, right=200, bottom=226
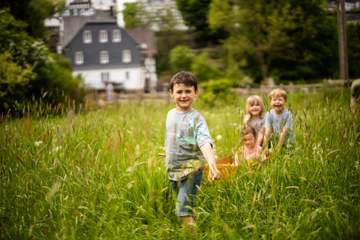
left=165, top=108, right=212, bottom=181
left=264, top=109, right=295, bottom=147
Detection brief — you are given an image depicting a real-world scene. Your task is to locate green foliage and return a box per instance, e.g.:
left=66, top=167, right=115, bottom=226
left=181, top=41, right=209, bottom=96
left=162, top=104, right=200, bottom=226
left=208, top=0, right=341, bottom=82
left=169, top=45, right=194, bottom=72
left=0, top=9, right=84, bottom=115
left=123, top=3, right=148, bottom=29
left=1, top=90, right=359, bottom=238
left=199, top=78, right=235, bottom=106
left=348, top=23, right=360, bottom=78
left=191, top=51, right=221, bottom=82
left=175, top=0, right=227, bottom=46
left=123, top=2, right=179, bottom=31
left=0, top=0, right=63, bottom=40
left=155, top=30, right=191, bottom=75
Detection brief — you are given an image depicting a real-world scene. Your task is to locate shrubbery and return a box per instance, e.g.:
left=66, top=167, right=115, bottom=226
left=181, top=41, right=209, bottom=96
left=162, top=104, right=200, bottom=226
left=0, top=9, right=84, bottom=116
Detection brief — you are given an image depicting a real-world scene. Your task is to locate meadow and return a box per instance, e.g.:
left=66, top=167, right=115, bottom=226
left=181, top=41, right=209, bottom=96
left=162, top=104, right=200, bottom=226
left=1, top=88, right=359, bottom=239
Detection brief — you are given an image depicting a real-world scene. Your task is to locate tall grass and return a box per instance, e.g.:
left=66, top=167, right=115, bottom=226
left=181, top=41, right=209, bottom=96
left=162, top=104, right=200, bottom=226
left=1, top=89, right=359, bottom=239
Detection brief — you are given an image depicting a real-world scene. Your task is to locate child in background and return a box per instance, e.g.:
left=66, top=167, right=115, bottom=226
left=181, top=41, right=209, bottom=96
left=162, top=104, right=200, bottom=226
left=234, top=126, right=262, bottom=167
left=350, top=79, right=360, bottom=113
left=263, top=88, right=294, bottom=154
left=243, top=95, right=265, bottom=147
left=165, top=71, right=220, bottom=229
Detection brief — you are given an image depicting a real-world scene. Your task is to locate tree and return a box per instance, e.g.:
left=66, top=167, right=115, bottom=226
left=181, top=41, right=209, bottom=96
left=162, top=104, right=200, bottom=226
left=209, top=0, right=339, bottom=83
left=123, top=2, right=149, bottom=29
left=175, top=0, right=227, bottom=46
left=210, top=0, right=301, bottom=84
left=0, top=9, right=84, bottom=115
left=170, top=45, right=194, bottom=72
left=0, top=0, right=64, bottom=40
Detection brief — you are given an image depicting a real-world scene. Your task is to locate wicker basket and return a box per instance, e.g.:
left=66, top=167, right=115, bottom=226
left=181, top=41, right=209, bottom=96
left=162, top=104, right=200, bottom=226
left=204, top=155, right=238, bottom=180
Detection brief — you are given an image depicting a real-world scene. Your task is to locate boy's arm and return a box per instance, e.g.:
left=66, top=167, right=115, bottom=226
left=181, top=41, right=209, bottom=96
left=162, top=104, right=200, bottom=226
left=276, top=128, right=289, bottom=151
left=257, top=128, right=265, bottom=147
left=200, top=143, right=220, bottom=180
left=262, top=128, right=272, bottom=152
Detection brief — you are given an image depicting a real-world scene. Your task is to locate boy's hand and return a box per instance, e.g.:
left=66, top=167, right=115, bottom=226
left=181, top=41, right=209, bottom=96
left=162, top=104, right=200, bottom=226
left=209, top=169, right=221, bottom=181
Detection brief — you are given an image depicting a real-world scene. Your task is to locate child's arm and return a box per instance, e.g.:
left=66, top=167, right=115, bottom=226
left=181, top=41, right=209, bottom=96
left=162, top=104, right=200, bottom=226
left=276, top=128, right=289, bottom=151
left=257, top=128, right=265, bottom=147
left=200, top=143, right=220, bottom=180
left=262, top=128, right=272, bottom=152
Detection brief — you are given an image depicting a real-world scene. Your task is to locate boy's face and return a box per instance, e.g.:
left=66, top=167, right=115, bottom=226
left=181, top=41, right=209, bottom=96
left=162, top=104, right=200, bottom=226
left=170, top=83, right=197, bottom=112
left=270, top=96, right=286, bottom=114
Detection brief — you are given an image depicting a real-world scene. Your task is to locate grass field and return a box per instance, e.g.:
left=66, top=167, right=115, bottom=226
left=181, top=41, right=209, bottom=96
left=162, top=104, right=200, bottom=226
left=1, top=88, right=359, bottom=239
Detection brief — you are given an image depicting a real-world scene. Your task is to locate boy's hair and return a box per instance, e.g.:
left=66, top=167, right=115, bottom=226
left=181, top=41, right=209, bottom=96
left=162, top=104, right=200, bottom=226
left=241, top=125, right=256, bottom=138
left=169, top=71, right=198, bottom=92
left=269, top=88, right=287, bottom=101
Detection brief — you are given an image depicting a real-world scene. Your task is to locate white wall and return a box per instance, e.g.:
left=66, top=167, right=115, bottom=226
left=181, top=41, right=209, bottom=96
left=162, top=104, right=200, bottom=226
left=74, top=67, right=144, bottom=90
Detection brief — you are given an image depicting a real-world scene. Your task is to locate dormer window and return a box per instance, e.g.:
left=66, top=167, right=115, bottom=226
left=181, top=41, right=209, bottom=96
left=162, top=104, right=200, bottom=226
left=100, top=50, right=109, bottom=64
left=122, top=49, right=131, bottom=63
left=112, top=29, right=121, bottom=42
left=83, top=30, right=92, bottom=43
left=99, top=30, right=108, bottom=43
left=75, top=51, right=84, bottom=65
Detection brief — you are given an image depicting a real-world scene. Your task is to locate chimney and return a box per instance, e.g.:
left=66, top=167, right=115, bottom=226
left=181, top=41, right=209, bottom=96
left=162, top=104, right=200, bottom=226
left=116, top=0, right=125, bottom=27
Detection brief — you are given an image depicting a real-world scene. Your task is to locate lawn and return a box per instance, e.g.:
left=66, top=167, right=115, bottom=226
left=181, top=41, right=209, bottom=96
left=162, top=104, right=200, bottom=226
left=1, top=88, right=359, bottom=239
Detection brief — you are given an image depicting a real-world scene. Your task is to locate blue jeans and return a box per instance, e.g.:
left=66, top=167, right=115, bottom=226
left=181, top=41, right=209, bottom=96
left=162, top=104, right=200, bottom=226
left=170, top=169, right=203, bottom=216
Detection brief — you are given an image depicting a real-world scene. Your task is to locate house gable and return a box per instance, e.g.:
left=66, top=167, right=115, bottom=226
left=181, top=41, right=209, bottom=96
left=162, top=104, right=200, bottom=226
left=63, top=22, right=141, bottom=70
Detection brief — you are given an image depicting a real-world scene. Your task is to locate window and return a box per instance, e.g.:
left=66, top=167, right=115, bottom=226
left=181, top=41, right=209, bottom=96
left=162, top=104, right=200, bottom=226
left=75, top=51, right=84, bottom=65
left=101, top=72, right=110, bottom=82
left=122, top=49, right=131, bottom=63
left=99, top=30, right=108, bottom=43
left=112, top=29, right=121, bottom=42
left=83, top=30, right=92, bottom=43
left=100, top=50, right=109, bottom=64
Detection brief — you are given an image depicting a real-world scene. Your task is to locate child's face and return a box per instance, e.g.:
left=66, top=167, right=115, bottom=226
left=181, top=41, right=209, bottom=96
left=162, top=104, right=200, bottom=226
left=170, top=83, right=197, bottom=112
left=248, top=103, right=262, bottom=117
left=243, top=133, right=256, bottom=148
left=270, top=96, right=286, bottom=114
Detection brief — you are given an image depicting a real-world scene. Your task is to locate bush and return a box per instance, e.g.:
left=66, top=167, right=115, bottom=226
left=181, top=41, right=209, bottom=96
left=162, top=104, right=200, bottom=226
left=200, top=78, right=235, bottom=106
left=169, top=45, right=194, bottom=72
left=191, top=51, right=221, bottom=82
left=0, top=9, right=84, bottom=116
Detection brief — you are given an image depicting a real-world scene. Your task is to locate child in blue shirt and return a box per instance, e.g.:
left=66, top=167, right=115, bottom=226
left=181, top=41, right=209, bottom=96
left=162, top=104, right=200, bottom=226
left=165, top=71, right=220, bottom=229
left=263, top=88, right=294, bottom=154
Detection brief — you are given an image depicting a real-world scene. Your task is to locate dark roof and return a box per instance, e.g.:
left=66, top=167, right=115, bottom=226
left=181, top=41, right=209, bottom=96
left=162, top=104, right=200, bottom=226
left=127, top=28, right=157, bottom=56
left=63, top=21, right=141, bottom=70
left=62, top=9, right=116, bottom=47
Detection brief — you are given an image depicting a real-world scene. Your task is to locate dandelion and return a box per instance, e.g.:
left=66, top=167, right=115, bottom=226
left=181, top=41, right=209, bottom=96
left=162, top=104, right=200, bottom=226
left=34, top=140, right=43, bottom=147
left=216, top=134, right=222, bottom=141
left=52, top=146, right=62, bottom=153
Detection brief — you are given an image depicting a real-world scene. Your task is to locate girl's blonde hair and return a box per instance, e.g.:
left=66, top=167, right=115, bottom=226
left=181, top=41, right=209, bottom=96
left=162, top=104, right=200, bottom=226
left=243, top=95, right=265, bottom=124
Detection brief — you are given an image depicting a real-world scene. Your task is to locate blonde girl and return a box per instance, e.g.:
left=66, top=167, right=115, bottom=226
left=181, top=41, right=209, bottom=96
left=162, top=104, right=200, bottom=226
left=243, top=95, right=265, bottom=147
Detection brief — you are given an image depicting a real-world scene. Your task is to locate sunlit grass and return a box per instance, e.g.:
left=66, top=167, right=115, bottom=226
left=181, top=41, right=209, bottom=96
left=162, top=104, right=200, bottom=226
left=1, top=89, right=359, bottom=239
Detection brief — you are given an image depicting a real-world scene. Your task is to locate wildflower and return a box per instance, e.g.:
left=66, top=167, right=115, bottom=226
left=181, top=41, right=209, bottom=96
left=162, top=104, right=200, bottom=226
left=216, top=134, right=222, bottom=141
left=34, top=140, right=43, bottom=147
left=52, top=146, right=62, bottom=153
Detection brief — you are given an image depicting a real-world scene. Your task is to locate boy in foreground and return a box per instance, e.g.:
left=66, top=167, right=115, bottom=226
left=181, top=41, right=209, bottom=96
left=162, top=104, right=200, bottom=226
left=165, top=71, right=220, bottom=229
left=262, top=88, right=294, bottom=155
